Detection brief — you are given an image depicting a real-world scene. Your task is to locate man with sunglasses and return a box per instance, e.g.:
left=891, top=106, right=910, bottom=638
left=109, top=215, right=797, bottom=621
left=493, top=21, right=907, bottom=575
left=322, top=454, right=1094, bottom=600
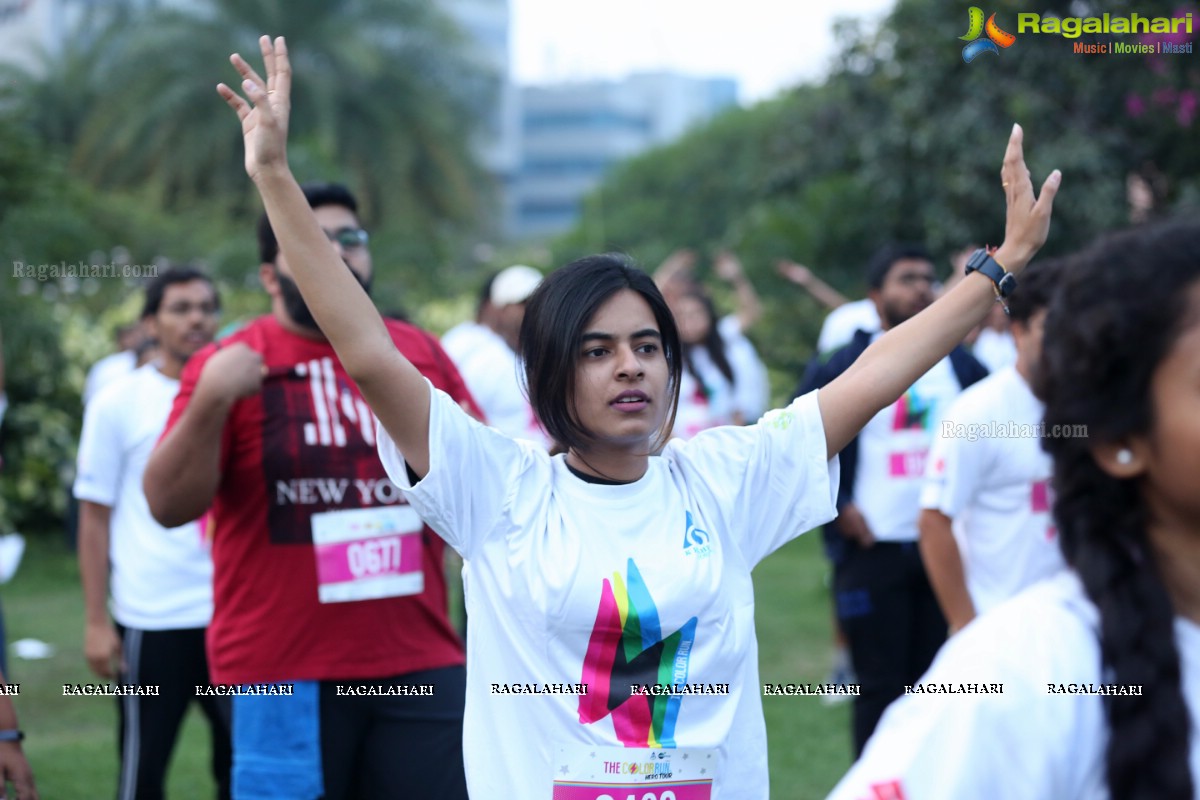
left=144, top=183, right=478, bottom=799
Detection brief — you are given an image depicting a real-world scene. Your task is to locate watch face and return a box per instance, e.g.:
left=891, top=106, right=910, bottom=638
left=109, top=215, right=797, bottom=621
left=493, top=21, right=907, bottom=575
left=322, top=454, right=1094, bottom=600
left=998, top=273, right=1018, bottom=297
left=965, top=249, right=989, bottom=272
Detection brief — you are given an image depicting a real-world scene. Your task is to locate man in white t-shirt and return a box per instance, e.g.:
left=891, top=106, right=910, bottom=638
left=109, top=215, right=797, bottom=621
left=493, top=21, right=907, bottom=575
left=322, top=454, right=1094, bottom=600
left=920, top=258, right=1066, bottom=633
left=442, top=265, right=549, bottom=446
left=82, top=323, right=149, bottom=406
left=74, top=267, right=230, bottom=798
left=797, top=243, right=988, bottom=755
left=817, top=297, right=882, bottom=355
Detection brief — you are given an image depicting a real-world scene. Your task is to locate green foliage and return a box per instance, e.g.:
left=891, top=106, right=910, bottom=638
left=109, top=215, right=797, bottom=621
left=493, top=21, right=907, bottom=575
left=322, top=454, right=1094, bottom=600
left=4, top=0, right=497, bottom=284
left=549, top=0, right=1200, bottom=407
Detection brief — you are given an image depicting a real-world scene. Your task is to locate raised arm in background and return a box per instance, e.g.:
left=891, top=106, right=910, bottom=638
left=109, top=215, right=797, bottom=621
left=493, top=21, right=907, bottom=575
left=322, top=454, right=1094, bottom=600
left=777, top=259, right=851, bottom=311
left=818, top=124, right=1059, bottom=458
left=713, top=251, right=764, bottom=331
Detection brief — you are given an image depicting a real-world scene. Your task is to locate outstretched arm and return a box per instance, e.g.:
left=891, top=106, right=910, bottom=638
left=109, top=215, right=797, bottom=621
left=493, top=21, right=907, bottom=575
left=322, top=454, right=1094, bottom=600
left=217, top=36, right=433, bottom=476
left=713, top=251, right=763, bottom=331
left=818, top=124, right=1059, bottom=458
left=777, top=260, right=849, bottom=311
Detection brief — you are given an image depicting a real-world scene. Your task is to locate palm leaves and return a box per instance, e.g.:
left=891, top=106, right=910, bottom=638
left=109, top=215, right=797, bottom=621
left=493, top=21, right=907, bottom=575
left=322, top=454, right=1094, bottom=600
left=9, top=0, right=496, bottom=233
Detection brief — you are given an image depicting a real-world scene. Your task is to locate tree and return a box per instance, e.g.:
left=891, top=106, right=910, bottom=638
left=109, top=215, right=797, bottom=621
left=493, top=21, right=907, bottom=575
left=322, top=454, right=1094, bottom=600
left=14, top=0, right=496, bottom=249
left=548, top=0, right=1199, bottom=403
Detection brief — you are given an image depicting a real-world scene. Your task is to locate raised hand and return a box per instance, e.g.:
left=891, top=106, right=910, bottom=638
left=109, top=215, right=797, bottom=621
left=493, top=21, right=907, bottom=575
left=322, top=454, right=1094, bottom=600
left=713, top=250, right=744, bottom=283
left=216, top=35, right=292, bottom=182
left=776, top=259, right=813, bottom=287
left=996, top=123, right=1060, bottom=273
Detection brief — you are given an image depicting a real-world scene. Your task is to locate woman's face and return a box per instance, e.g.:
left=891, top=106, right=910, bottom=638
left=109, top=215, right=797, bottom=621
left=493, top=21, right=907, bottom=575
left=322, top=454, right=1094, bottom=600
left=672, top=294, right=711, bottom=345
left=1142, top=286, right=1200, bottom=529
left=571, top=289, right=671, bottom=450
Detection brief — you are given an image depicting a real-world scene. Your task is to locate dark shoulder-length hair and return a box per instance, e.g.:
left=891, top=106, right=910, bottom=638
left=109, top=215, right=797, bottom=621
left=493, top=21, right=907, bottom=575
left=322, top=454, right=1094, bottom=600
left=520, top=253, right=682, bottom=453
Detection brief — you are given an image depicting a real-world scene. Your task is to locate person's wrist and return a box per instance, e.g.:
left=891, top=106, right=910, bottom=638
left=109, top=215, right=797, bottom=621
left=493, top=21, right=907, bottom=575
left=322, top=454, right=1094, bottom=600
left=0, top=729, right=24, bottom=742
left=991, top=242, right=1033, bottom=275
left=251, top=163, right=294, bottom=186
left=192, top=375, right=239, bottom=415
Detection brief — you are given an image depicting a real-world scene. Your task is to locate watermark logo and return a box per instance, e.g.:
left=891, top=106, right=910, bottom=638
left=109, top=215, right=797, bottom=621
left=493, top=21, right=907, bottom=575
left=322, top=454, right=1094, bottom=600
left=960, top=7, right=1017, bottom=62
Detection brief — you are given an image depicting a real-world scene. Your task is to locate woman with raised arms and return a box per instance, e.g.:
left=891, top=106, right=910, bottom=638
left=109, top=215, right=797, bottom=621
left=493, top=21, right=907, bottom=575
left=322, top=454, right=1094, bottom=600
left=218, top=36, right=1058, bottom=800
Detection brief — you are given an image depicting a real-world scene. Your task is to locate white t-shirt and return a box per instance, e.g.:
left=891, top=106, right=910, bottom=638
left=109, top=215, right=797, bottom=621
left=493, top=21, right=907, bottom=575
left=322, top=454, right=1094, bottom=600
left=442, top=321, right=549, bottom=447
left=718, top=316, right=770, bottom=422
left=817, top=299, right=880, bottom=355
left=441, top=320, right=491, bottom=361
left=855, top=350, right=962, bottom=542
left=972, top=327, right=1017, bottom=373
left=378, top=386, right=839, bottom=799
left=828, top=570, right=1200, bottom=800
left=83, top=349, right=137, bottom=406
left=676, top=353, right=738, bottom=439
left=73, top=364, right=213, bottom=629
left=921, top=367, right=1065, bottom=614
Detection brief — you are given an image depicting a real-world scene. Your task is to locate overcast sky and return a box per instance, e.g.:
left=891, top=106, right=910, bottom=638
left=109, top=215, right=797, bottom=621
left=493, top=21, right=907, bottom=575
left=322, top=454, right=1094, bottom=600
left=509, top=0, right=898, bottom=102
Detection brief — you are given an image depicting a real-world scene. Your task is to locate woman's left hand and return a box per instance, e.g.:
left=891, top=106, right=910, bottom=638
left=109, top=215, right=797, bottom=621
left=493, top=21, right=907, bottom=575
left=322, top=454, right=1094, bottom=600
left=995, top=123, right=1061, bottom=274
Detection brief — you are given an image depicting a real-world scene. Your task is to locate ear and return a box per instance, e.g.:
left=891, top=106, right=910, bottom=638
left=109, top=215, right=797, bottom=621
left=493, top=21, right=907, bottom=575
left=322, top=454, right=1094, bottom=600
left=259, top=263, right=279, bottom=296
left=142, top=315, right=160, bottom=342
left=1091, top=438, right=1150, bottom=480
left=867, top=288, right=885, bottom=316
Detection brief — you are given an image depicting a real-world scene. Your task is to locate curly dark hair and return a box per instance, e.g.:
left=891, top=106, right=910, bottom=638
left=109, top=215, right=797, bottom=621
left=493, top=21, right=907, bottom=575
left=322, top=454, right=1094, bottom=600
left=1036, top=218, right=1198, bottom=800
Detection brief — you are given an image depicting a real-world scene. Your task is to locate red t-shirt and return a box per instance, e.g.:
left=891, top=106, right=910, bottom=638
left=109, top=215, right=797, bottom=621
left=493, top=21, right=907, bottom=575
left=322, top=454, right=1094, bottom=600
left=164, top=315, right=480, bottom=684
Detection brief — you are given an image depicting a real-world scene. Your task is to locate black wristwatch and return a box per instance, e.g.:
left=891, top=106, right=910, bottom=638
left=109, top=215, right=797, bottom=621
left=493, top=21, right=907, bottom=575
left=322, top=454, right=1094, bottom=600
left=964, top=248, right=1017, bottom=299
left=0, top=729, right=24, bottom=742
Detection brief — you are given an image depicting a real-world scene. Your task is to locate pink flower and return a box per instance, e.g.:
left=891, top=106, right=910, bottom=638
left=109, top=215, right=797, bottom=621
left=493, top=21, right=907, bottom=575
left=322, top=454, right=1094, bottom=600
left=1177, top=90, right=1198, bottom=126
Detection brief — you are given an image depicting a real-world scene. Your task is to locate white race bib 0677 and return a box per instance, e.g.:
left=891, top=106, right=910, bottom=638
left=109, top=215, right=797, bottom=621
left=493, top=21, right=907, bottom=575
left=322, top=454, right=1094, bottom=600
left=311, top=506, right=425, bottom=603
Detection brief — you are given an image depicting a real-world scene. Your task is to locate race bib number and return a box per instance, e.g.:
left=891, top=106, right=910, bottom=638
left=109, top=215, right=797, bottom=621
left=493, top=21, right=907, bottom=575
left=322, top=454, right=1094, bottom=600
left=552, top=744, right=716, bottom=800
left=887, top=450, right=928, bottom=478
left=311, top=506, right=424, bottom=603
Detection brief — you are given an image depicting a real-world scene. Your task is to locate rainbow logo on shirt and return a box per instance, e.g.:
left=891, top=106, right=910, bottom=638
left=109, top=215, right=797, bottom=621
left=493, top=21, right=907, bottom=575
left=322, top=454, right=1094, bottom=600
left=579, top=559, right=698, bottom=747
left=891, top=388, right=936, bottom=432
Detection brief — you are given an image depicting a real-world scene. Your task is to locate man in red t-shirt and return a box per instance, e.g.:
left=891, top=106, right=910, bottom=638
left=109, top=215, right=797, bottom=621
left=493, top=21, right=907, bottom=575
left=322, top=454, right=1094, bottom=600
left=144, top=183, right=477, bottom=800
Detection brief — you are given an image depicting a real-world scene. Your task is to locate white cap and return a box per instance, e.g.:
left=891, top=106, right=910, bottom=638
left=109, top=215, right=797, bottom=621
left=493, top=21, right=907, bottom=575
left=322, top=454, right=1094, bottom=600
left=490, top=265, right=543, bottom=307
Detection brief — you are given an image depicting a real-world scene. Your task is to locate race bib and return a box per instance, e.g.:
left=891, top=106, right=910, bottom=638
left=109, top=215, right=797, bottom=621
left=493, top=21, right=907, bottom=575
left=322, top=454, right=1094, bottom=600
left=552, top=744, right=716, bottom=800
left=887, top=449, right=928, bottom=478
left=311, top=506, right=424, bottom=603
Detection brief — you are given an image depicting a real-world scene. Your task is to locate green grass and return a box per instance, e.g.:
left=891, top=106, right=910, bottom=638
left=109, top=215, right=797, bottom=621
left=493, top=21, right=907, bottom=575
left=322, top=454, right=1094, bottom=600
left=4, top=530, right=850, bottom=798
left=5, top=534, right=218, bottom=798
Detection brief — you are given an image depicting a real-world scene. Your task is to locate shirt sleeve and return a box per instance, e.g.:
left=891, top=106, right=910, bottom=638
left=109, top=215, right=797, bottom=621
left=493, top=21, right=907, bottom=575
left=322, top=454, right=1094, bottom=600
left=73, top=386, right=124, bottom=506
left=919, top=394, right=988, bottom=518
left=826, top=591, right=1098, bottom=800
left=670, top=389, right=840, bottom=566
left=376, top=380, right=535, bottom=559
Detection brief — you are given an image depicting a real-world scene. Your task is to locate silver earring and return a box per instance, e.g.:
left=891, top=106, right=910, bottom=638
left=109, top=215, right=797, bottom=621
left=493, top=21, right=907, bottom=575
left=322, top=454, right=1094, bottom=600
left=1116, top=449, right=1134, bottom=466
